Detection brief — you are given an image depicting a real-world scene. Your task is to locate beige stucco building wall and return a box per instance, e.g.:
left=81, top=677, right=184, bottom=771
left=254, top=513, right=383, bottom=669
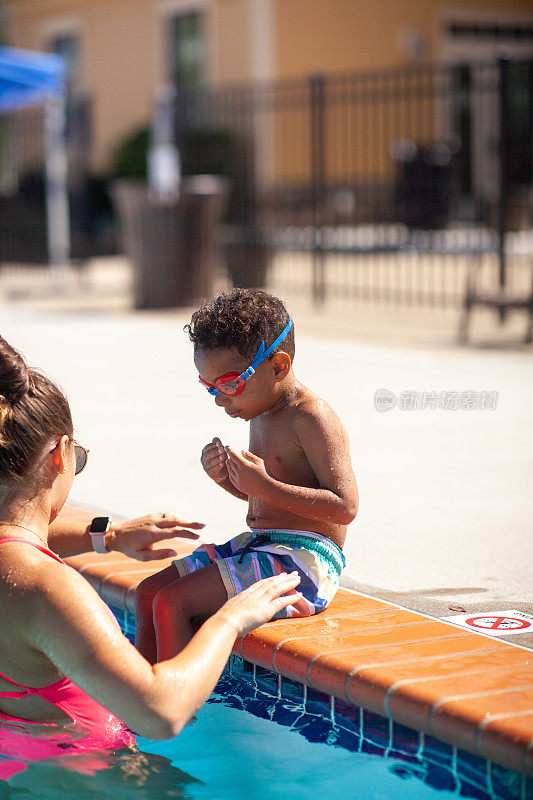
left=3, top=0, right=253, bottom=169
left=4, top=0, right=533, bottom=171
left=273, top=0, right=533, bottom=78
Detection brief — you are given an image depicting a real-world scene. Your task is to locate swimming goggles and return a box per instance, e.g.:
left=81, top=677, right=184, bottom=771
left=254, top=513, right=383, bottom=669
left=199, top=318, right=293, bottom=397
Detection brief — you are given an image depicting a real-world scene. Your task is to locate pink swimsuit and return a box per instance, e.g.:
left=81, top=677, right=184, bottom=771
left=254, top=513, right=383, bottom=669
left=0, top=537, right=135, bottom=775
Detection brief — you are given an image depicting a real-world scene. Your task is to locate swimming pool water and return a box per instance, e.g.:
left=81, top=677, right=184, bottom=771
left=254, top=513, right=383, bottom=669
left=137, top=658, right=529, bottom=800
left=0, top=607, right=529, bottom=800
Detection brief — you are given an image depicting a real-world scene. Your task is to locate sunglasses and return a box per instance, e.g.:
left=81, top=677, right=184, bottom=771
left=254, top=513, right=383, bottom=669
left=49, top=439, right=90, bottom=476
left=199, top=318, right=293, bottom=397
left=73, top=442, right=89, bottom=475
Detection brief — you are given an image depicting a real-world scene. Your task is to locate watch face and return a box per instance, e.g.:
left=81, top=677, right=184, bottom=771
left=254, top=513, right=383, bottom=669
left=90, top=516, right=110, bottom=533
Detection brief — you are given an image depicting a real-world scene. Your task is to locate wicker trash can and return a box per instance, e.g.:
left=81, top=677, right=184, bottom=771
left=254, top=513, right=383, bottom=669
left=112, top=175, right=227, bottom=309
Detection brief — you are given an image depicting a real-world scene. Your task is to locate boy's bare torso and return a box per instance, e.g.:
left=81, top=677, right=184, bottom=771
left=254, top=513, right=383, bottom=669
left=246, top=386, right=349, bottom=548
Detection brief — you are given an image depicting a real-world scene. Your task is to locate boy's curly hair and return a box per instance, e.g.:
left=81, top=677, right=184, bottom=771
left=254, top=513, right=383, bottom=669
left=185, top=289, right=295, bottom=360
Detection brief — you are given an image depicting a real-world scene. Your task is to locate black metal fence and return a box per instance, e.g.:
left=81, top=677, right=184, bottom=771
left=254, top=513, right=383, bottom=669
left=1, top=58, right=531, bottom=311
left=0, top=94, right=100, bottom=265
left=176, top=57, right=532, bottom=308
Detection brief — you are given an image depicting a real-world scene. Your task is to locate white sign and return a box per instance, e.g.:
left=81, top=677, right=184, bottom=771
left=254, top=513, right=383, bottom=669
left=443, top=609, right=533, bottom=637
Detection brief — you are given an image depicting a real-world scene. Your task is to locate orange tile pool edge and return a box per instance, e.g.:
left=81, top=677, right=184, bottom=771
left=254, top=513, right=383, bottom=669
left=64, top=530, right=533, bottom=776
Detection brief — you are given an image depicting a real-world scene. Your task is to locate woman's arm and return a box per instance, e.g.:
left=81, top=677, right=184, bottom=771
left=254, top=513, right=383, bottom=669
left=48, top=507, right=203, bottom=561
left=29, top=562, right=300, bottom=740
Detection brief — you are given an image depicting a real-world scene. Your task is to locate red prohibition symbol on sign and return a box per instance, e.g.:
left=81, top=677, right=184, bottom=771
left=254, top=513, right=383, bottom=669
left=465, top=615, right=530, bottom=631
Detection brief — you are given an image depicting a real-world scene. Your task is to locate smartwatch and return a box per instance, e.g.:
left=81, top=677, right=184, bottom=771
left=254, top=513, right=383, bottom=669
left=89, top=516, right=111, bottom=553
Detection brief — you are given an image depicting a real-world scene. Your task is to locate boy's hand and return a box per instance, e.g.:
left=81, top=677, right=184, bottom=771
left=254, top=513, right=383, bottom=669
left=201, top=437, right=229, bottom=485
left=225, top=446, right=272, bottom=497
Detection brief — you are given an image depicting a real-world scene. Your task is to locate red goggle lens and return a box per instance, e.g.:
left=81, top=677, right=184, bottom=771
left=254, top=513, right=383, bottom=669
left=199, top=373, right=246, bottom=396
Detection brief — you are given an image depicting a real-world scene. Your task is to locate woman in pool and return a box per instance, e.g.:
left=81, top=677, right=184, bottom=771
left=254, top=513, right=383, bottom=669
left=0, top=335, right=301, bottom=744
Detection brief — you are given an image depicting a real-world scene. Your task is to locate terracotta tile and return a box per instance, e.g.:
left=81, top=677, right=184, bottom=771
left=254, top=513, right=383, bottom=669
left=314, top=619, right=461, bottom=654
left=351, top=648, right=529, bottom=723
left=385, top=664, right=533, bottom=730
left=240, top=624, right=302, bottom=665
left=65, top=552, right=131, bottom=570
left=326, top=592, right=390, bottom=611
left=273, top=621, right=469, bottom=691
left=346, top=650, right=525, bottom=721
left=311, top=634, right=504, bottom=700
left=273, top=615, right=433, bottom=664
left=379, top=647, right=529, bottom=684
left=430, top=688, right=533, bottom=753
left=125, top=584, right=139, bottom=614
left=83, top=559, right=164, bottom=582
left=75, top=561, right=157, bottom=594
left=99, top=570, right=156, bottom=610
left=239, top=611, right=369, bottom=644
left=262, top=607, right=431, bottom=644
left=76, top=571, right=101, bottom=595
left=239, top=633, right=277, bottom=668
left=479, top=712, right=533, bottom=774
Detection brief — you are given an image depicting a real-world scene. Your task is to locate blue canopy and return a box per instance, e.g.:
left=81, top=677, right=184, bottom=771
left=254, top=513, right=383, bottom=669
left=0, top=46, right=65, bottom=114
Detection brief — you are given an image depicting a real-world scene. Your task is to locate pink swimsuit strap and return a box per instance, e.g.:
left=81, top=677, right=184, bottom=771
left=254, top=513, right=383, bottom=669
left=0, top=671, right=71, bottom=699
left=0, top=536, right=65, bottom=564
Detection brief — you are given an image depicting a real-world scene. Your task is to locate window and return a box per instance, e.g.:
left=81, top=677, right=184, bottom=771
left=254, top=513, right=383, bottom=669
left=167, top=11, right=205, bottom=91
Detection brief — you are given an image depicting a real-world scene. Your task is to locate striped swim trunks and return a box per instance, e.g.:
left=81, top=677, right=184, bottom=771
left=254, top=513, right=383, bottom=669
left=173, top=528, right=346, bottom=619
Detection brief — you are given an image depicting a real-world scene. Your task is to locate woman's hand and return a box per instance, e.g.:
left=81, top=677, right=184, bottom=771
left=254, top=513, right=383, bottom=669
left=109, top=514, right=204, bottom=561
left=215, top=572, right=302, bottom=637
left=225, top=446, right=272, bottom=498
left=201, top=437, right=229, bottom=484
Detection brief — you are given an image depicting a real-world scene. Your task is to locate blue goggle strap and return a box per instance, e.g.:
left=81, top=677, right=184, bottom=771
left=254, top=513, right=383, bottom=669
left=241, top=318, right=293, bottom=380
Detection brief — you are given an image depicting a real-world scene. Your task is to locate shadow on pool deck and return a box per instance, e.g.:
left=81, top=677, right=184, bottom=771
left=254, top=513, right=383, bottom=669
left=1, top=255, right=532, bottom=353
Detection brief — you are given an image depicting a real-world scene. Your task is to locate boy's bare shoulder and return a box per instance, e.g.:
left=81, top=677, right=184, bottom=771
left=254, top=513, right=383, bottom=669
left=291, top=387, right=348, bottom=438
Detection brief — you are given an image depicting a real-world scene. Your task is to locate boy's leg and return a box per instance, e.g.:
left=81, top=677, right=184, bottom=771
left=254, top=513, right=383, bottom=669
left=135, top=565, right=180, bottom=663
left=153, top=563, right=229, bottom=660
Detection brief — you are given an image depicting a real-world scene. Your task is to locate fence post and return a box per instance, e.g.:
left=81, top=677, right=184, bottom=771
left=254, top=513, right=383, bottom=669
left=497, top=57, right=509, bottom=323
left=44, top=92, right=71, bottom=276
left=310, top=74, right=326, bottom=304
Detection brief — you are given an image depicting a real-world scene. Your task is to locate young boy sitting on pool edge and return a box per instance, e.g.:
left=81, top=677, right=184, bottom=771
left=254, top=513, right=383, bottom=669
left=135, top=289, right=358, bottom=663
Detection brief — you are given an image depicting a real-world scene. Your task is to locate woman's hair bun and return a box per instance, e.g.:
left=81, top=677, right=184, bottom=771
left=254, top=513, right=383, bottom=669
left=0, top=336, right=31, bottom=405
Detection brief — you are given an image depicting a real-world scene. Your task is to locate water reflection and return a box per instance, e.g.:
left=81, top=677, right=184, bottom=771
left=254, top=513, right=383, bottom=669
left=0, top=719, right=198, bottom=799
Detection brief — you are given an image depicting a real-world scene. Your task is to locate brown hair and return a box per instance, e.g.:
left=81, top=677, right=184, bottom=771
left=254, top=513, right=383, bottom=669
left=185, top=289, right=295, bottom=361
left=0, top=336, right=73, bottom=487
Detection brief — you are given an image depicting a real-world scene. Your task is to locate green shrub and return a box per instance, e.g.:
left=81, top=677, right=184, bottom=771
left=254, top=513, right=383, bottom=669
left=108, top=124, right=248, bottom=223
left=109, top=126, right=150, bottom=180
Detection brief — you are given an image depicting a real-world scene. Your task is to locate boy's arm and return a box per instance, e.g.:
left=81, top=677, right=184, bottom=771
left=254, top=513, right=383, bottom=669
left=216, top=475, right=249, bottom=502
left=225, top=405, right=358, bottom=525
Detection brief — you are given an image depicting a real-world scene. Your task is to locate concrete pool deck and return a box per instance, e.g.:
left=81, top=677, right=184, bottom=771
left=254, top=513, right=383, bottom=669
left=62, top=505, right=532, bottom=777
left=1, top=261, right=532, bottom=638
